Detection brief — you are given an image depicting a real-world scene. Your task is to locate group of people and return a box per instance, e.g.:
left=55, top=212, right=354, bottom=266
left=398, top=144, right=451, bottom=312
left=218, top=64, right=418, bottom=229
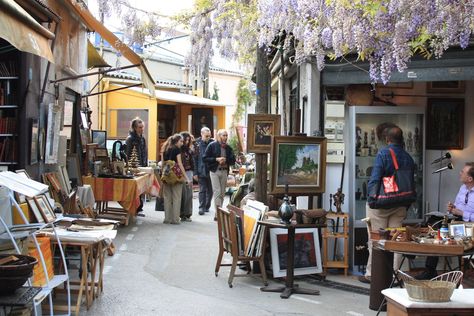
left=125, top=117, right=236, bottom=224
left=159, top=127, right=236, bottom=224
left=359, top=124, right=474, bottom=284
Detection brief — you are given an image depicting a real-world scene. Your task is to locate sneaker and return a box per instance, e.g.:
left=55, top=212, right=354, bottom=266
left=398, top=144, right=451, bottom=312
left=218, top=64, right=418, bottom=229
left=185, top=217, right=192, bottom=222
left=136, top=213, right=145, bottom=217
left=358, top=275, right=371, bottom=284
left=205, top=209, right=210, bottom=212
left=170, top=221, right=181, bottom=225
left=199, top=210, right=205, bottom=215
left=163, top=220, right=170, bottom=224
left=414, top=269, right=437, bottom=280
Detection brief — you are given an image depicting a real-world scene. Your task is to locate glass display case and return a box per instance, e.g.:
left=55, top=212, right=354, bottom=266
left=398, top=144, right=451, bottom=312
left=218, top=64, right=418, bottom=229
left=349, top=106, right=425, bottom=222
left=348, top=106, right=425, bottom=271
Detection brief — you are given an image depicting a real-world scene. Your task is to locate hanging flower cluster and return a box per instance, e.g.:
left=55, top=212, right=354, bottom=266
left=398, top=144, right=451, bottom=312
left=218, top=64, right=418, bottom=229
left=257, top=0, right=474, bottom=83
left=179, top=0, right=258, bottom=77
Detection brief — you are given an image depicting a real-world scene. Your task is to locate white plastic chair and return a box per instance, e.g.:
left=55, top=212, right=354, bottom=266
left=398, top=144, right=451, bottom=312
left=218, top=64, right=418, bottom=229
left=431, top=270, right=463, bottom=288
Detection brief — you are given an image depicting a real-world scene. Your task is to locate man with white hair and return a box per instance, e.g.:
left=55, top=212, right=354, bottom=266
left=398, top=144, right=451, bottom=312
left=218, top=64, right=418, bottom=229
left=204, top=129, right=236, bottom=220
left=194, top=127, right=214, bottom=215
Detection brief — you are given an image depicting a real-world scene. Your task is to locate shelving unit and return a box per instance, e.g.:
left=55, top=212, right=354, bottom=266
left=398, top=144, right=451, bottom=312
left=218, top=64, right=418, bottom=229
left=0, top=58, right=20, bottom=169
left=0, top=173, right=71, bottom=315
left=322, top=212, right=349, bottom=276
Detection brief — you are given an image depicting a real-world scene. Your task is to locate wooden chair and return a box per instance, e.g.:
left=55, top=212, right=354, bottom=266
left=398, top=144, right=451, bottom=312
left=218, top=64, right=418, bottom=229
left=215, top=206, right=268, bottom=288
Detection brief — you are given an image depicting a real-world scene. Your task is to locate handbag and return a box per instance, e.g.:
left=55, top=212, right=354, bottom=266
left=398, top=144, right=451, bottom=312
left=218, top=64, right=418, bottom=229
left=368, top=148, right=416, bottom=209
left=160, top=160, right=184, bottom=185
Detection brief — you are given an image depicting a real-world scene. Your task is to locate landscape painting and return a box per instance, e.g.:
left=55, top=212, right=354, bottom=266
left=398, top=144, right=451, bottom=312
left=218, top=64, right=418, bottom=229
left=271, top=136, right=327, bottom=194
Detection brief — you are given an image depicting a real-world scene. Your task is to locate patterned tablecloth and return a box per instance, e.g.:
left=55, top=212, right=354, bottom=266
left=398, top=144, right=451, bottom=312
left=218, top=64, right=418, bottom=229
left=82, top=174, right=160, bottom=215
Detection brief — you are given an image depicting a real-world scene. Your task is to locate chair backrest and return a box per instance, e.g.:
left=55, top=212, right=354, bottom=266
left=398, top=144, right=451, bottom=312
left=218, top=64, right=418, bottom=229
left=431, top=271, right=463, bottom=288
left=216, top=207, right=238, bottom=256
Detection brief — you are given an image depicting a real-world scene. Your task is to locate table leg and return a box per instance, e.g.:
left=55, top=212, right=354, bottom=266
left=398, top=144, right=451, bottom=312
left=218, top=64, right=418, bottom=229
left=261, top=226, right=320, bottom=299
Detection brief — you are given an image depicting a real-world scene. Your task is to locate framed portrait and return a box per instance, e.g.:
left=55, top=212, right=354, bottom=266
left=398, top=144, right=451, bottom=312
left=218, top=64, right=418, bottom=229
left=30, top=119, right=39, bottom=165
left=427, top=81, right=465, bottom=94
left=34, top=195, right=55, bottom=223
left=449, top=223, right=466, bottom=237
left=26, top=197, right=45, bottom=224
left=91, top=130, right=107, bottom=148
left=426, top=98, right=464, bottom=149
left=270, top=136, right=327, bottom=194
left=247, top=114, right=281, bottom=153
left=269, top=228, right=322, bottom=278
left=192, top=108, right=214, bottom=138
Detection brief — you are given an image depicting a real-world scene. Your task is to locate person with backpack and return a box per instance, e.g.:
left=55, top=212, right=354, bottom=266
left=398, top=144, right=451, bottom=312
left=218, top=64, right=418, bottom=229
left=161, top=134, right=189, bottom=224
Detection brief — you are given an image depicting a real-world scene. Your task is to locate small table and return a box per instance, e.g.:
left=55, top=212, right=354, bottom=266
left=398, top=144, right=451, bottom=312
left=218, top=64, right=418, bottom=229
left=258, top=220, right=325, bottom=299
left=382, top=288, right=474, bottom=316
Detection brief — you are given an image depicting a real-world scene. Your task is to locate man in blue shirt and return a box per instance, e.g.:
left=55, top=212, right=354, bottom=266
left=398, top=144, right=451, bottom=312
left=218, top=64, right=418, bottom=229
left=416, top=162, right=474, bottom=280
left=359, top=126, right=415, bottom=284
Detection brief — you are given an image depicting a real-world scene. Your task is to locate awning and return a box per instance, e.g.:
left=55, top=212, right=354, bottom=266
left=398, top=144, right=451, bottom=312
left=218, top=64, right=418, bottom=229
left=0, top=0, right=54, bottom=63
left=125, top=85, right=226, bottom=107
left=155, top=89, right=226, bottom=107
left=65, top=0, right=155, bottom=96
left=87, top=39, right=110, bottom=68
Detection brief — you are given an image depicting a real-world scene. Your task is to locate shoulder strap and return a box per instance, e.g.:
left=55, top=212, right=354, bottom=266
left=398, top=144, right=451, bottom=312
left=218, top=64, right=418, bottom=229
left=389, top=148, right=399, bottom=170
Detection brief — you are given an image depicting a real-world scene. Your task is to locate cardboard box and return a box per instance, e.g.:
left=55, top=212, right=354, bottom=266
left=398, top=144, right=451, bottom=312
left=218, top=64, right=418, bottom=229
left=28, top=236, right=54, bottom=286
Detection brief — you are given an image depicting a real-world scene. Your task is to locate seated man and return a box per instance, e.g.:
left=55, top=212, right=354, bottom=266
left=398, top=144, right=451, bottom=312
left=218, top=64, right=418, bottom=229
left=416, top=162, right=474, bottom=280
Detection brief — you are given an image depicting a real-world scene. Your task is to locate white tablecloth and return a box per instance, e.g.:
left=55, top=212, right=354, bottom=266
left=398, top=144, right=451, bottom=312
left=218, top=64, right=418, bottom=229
left=77, top=184, right=95, bottom=209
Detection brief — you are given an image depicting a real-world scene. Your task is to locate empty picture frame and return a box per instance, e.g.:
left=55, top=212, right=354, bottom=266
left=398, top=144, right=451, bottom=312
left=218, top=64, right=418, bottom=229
left=91, top=130, right=107, bottom=148
left=45, top=102, right=62, bottom=164
left=269, top=228, right=322, bottom=278
left=26, top=197, right=45, bottom=224
left=30, top=119, right=39, bottom=165
left=58, top=165, right=72, bottom=194
left=34, top=194, right=55, bottom=223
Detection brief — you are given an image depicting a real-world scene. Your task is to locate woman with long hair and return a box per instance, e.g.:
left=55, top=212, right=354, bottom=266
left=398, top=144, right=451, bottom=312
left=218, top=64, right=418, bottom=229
left=180, top=132, right=195, bottom=222
left=161, top=134, right=189, bottom=224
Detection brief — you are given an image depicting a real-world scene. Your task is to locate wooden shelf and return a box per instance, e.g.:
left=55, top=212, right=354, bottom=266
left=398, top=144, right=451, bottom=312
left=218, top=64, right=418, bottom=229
left=322, top=213, right=349, bottom=275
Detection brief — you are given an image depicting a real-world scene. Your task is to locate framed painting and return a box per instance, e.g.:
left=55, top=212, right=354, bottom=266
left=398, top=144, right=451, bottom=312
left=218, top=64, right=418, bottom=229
left=26, top=197, right=45, bottom=224
left=427, top=81, right=465, bottom=94
left=192, top=108, right=214, bottom=138
left=30, top=119, right=39, bottom=165
left=247, top=114, right=281, bottom=153
left=269, top=228, right=322, bottom=278
left=91, top=130, right=107, bottom=149
left=270, top=136, right=327, bottom=194
left=426, top=98, right=464, bottom=149
left=34, top=194, right=55, bottom=223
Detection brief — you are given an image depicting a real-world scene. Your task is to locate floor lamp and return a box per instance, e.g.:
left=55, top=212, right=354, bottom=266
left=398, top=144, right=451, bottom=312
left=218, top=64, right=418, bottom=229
left=432, top=152, right=453, bottom=212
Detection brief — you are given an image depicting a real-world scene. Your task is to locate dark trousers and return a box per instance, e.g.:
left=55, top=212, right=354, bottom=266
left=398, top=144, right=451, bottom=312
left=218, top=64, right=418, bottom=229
left=180, top=183, right=193, bottom=218
left=425, top=256, right=439, bottom=270
left=198, top=176, right=213, bottom=212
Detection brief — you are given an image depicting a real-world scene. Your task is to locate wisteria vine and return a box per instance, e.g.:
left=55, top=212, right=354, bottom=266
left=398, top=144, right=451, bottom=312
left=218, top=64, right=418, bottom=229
left=186, top=0, right=474, bottom=83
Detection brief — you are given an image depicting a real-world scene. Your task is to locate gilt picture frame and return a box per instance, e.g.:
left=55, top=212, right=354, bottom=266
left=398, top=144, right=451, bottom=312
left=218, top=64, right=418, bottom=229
left=247, top=114, right=281, bottom=153
left=270, top=136, right=327, bottom=194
